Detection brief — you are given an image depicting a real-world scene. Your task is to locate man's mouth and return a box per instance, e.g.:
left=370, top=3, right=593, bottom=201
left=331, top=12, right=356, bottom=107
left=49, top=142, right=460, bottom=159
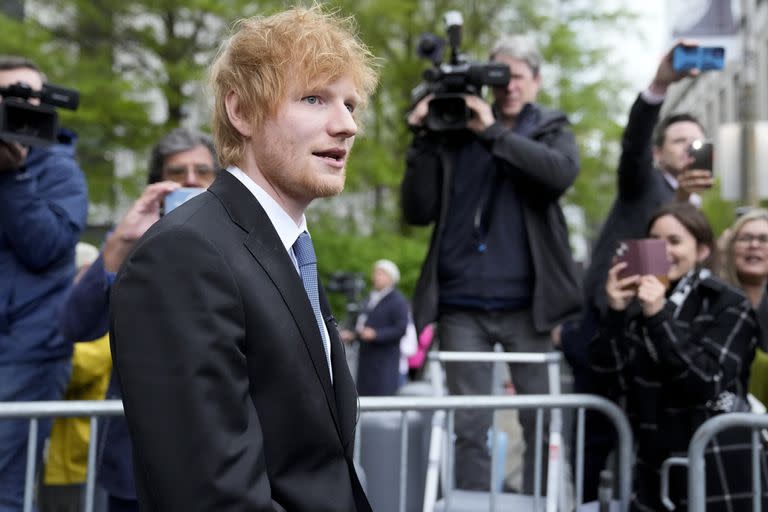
left=313, top=148, right=347, bottom=163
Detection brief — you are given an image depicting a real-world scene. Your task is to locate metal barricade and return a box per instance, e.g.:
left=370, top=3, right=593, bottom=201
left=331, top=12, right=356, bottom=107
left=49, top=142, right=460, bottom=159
left=0, top=393, right=632, bottom=512
left=660, top=412, right=768, bottom=512
left=357, top=394, right=633, bottom=512
left=427, top=351, right=564, bottom=512
left=0, top=400, right=124, bottom=512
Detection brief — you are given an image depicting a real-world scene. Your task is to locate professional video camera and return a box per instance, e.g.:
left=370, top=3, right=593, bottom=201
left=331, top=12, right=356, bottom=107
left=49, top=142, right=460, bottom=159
left=412, top=11, right=510, bottom=132
left=0, top=81, right=79, bottom=147
left=326, top=271, right=367, bottom=327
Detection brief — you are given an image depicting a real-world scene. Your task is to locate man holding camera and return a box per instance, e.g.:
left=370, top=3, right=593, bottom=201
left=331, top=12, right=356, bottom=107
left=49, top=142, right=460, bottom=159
left=560, top=42, right=713, bottom=501
left=0, top=56, right=88, bottom=511
left=401, top=35, right=581, bottom=492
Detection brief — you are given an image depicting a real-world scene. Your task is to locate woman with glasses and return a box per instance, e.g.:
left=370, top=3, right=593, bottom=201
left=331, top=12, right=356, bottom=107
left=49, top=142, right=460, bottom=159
left=721, top=208, right=768, bottom=406
left=590, top=202, right=763, bottom=511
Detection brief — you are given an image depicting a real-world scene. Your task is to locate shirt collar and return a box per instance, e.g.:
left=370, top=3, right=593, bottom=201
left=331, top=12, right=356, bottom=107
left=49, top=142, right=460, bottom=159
left=227, top=165, right=307, bottom=252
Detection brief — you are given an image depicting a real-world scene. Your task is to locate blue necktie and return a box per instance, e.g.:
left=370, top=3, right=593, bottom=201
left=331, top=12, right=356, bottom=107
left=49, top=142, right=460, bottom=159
left=293, top=232, right=332, bottom=381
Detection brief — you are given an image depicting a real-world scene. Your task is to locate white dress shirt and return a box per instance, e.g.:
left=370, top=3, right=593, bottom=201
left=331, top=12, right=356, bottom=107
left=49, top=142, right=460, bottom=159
left=227, top=166, right=332, bottom=371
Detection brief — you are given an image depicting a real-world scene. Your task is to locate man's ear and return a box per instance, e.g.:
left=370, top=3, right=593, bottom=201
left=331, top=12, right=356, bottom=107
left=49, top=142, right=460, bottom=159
left=225, top=90, right=252, bottom=137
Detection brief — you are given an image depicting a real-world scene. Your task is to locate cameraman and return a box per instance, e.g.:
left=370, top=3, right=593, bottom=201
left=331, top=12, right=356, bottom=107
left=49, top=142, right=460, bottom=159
left=0, top=56, right=88, bottom=510
left=401, top=35, right=581, bottom=492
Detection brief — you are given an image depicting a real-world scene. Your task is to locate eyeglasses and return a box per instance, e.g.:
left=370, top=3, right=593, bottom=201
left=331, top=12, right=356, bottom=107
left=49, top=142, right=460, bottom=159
left=163, top=165, right=215, bottom=179
left=735, top=234, right=768, bottom=246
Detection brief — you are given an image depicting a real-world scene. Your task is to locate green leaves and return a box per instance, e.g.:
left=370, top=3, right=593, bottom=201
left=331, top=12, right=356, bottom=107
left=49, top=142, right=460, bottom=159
left=0, top=0, right=647, bottom=290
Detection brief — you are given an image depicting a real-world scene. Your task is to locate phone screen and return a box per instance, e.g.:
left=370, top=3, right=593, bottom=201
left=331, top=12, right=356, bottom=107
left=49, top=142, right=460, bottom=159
left=672, top=46, right=725, bottom=72
left=163, top=187, right=205, bottom=215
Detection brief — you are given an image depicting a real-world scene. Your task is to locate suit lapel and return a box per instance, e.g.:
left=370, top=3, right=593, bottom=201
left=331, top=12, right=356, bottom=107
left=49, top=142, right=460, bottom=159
left=208, top=172, right=342, bottom=436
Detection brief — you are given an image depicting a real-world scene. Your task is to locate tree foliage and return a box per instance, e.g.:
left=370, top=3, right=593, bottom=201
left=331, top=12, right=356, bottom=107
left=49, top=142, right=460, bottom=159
left=1, top=0, right=639, bottom=298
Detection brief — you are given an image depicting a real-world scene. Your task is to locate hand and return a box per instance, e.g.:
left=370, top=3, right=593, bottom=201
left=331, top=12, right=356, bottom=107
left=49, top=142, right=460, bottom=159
left=406, top=94, right=434, bottom=128
left=606, top=262, right=640, bottom=311
left=649, top=40, right=701, bottom=95
left=637, top=275, right=667, bottom=317
left=340, top=329, right=356, bottom=343
left=463, top=95, right=495, bottom=133
left=676, top=168, right=714, bottom=201
left=358, top=327, right=376, bottom=342
left=550, top=324, right=563, bottom=348
left=103, top=181, right=181, bottom=272
left=0, top=141, right=28, bottom=173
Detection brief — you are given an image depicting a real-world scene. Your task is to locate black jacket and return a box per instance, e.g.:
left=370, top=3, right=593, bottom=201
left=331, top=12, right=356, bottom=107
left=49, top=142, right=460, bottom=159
left=110, top=172, right=370, bottom=512
left=582, top=94, right=676, bottom=315
left=590, top=270, right=762, bottom=511
left=401, top=103, right=582, bottom=334
left=356, top=288, right=409, bottom=396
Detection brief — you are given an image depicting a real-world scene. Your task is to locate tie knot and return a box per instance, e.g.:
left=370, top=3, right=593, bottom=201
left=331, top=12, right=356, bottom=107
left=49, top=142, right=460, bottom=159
left=293, top=231, right=317, bottom=267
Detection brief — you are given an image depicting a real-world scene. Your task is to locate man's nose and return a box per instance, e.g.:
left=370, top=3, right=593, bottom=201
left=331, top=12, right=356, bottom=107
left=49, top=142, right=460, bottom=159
left=328, top=104, right=357, bottom=138
left=184, top=168, right=199, bottom=187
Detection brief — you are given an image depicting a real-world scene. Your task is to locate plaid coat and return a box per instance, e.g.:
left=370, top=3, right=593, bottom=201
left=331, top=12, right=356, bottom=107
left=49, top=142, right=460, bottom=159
left=590, top=268, right=766, bottom=511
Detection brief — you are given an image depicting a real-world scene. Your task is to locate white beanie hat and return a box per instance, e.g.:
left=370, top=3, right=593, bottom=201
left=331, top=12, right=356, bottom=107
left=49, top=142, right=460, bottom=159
left=373, top=259, right=400, bottom=284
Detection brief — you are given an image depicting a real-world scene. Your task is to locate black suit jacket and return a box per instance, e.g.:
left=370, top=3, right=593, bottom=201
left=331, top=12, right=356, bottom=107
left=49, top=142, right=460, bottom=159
left=582, top=94, right=675, bottom=315
left=109, top=171, right=371, bottom=512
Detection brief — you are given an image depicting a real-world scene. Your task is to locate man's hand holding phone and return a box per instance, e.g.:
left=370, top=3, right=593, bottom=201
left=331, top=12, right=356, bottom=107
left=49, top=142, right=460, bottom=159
left=103, top=181, right=180, bottom=272
left=650, top=40, right=702, bottom=96
left=678, top=139, right=715, bottom=200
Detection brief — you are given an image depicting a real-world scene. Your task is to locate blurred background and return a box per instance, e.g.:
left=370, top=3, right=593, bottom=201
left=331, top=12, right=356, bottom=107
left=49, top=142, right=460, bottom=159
left=2, top=0, right=764, bottom=315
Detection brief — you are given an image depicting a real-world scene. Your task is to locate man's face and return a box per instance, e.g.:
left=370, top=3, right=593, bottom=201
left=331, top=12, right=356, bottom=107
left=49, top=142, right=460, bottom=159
left=491, top=54, right=541, bottom=122
left=251, top=75, right=359, bottom=204
left=653, top=121, right=705, bottom=177
left=161, top=144, right=216, bottom=188
left=0, top=67, right=43, bottom=104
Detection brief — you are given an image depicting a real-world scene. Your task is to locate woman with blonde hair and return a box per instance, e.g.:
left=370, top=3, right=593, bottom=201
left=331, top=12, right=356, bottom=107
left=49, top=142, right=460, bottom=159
left=720, top=208, right=768, bottom=404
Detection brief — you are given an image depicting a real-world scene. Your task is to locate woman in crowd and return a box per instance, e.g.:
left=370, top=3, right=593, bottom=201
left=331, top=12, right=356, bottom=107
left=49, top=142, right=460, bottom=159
left=721, top=208, right=768, bottom=404
left=341, top=259, right=410, bottom=396
left=590, top=202, right=763, bottom=511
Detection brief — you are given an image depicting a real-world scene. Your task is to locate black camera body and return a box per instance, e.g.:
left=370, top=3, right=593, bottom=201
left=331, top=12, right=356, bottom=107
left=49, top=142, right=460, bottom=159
left=413, top=11, right=510, bottom=132
left=325, top=271, right=367, bottom=327
left=0, top=82, right=79, bottom=147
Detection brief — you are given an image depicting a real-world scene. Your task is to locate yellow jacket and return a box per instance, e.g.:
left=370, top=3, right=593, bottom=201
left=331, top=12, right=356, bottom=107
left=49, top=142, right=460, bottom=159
left=44, top=335, right=112, bottom=485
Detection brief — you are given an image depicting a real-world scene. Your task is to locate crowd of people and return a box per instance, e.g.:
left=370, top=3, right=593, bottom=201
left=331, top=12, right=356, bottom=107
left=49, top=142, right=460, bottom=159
left=0, top=4, right=767, bottom=512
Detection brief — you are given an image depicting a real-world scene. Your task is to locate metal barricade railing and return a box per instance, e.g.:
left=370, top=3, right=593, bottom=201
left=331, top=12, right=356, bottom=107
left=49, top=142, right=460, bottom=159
left=426, top=351, right=564, bottom=512
left=1, top=394, right=632, bottom=512
left=660, top=412, right=768, bottom=512
left=0, top=400, right=124, bottom=512
left=356, top=394, right=633, bottom=512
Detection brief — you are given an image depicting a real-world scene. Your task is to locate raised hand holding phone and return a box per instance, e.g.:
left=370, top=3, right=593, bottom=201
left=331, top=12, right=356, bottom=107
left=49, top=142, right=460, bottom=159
left=672, top=45, right=725, bottom=72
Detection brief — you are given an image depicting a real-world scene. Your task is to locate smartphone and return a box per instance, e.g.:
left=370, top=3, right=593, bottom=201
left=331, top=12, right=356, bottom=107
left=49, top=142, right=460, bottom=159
left=163, top=187, right=205, bottom=215
left=615, top=239, right=671, bottom=282
left=672, top=45, right=725, bottom=72
left=688, top=139, right=713, bottom=172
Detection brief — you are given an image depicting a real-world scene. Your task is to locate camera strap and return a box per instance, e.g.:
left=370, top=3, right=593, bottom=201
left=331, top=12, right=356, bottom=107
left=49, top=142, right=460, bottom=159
left=473, top=167, right=502, bottom=253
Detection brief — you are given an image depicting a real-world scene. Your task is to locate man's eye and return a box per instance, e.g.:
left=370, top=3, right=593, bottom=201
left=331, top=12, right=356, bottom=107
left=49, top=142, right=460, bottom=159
left=303, top=96, right=319, bottom=105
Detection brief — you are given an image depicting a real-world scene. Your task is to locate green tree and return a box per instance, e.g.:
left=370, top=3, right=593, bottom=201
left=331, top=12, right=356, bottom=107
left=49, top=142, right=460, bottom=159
left=311, top=0, right=635, bottom=296
left=2, top=0, right=284, bottom=217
